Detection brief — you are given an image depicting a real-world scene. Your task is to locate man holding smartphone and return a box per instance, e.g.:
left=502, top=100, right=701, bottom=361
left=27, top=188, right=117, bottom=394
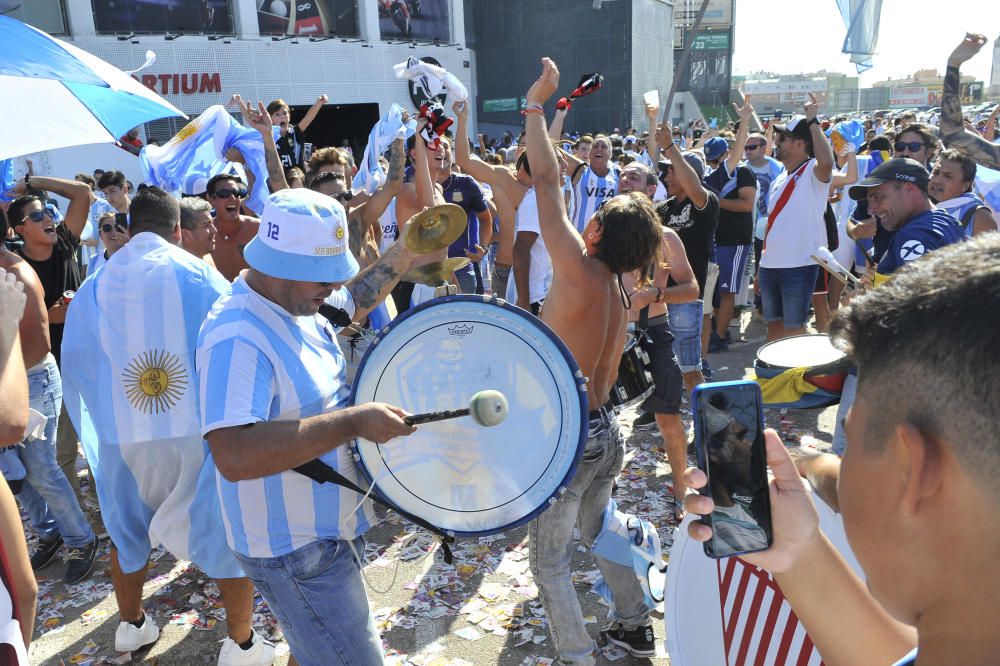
left=683, top=234, right=1000, bottom=666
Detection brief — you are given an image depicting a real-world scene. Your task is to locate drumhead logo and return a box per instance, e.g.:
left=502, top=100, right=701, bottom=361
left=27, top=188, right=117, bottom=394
left=448, top=324, right=474, bottom=337
left=122, top=350, right=188, bottom=414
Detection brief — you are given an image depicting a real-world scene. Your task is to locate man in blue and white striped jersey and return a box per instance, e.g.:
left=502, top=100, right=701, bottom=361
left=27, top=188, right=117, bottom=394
left=197, top=188, right=421, bottom=666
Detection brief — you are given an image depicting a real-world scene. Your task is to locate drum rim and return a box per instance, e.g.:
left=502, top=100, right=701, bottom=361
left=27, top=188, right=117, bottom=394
left=348, top=294, right=590, bottom=536
left=754, top=333, right=847, bottom=371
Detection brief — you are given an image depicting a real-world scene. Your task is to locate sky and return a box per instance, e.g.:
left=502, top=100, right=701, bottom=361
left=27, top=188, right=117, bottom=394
left=730, top=0, right=999, bottom=84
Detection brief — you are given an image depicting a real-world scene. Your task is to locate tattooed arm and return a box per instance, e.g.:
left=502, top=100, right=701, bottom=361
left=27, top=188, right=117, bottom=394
left=346, top=236, right=417, bottom=322
left=941, top=34, right=1000, bottom=169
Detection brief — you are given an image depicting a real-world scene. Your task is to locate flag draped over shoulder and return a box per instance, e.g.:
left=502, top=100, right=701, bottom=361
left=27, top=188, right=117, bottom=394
left=61, top=233, right=240, bottom=578
left=139, top=105, right=272, bottom=215
left=835, top=0, right=884, bottom=72
left=352, top=104, right=415, bottom=196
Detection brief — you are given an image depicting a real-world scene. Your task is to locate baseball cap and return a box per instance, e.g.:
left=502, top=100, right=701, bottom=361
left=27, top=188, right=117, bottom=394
left=243, top=188, right=359, bottom=283
left=658, top=151, right=706, bottom=179
left=623, top=135, right=637, bottom=145
left=703, top=136, right=729, bottom=162
left=847, top=158, right=929, bottom=201
left=773, top=115, right=813, bottom=143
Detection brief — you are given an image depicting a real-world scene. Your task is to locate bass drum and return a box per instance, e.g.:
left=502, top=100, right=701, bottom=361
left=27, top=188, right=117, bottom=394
left=664, top=491, right=864, bottom=665
left=350, top=295, right=588, bottom=536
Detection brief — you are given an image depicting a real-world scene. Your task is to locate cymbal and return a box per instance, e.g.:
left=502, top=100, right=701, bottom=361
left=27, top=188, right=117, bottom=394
left=404, top=204, right=468, bottom=254
left=400, top=258, right=471, bottom=286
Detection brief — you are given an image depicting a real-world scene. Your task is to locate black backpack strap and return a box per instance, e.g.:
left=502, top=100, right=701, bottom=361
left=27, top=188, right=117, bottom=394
left=293, top=459, right=455, bottom=564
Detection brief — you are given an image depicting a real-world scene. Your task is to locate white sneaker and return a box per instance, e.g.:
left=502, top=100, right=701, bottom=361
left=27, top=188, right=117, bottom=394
left=114, top=613, right=160, bottom=652
left=218, top=629, right=276, bottom=666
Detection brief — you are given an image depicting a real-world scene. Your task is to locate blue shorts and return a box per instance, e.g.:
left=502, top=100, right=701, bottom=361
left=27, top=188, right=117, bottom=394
left=234, top=537, right=382, bottom=666
left=758, top=265, right=819, bottom=329
left=667, top=300, right=703, bottom=373
left=714, top=244, right=752, bottom=294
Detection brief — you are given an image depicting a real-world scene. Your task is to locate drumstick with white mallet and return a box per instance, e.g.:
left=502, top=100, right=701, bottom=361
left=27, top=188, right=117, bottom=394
left=811, top=247, right=862, bottom=289
left=403, top=390, right=509, bottom=427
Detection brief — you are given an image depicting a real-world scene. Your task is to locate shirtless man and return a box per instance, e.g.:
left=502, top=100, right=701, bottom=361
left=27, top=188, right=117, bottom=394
left=453, top=100, right=528, bottom=301
left=523, top=58, right=663, bottom=664
left=207, top=174, right=259, bottom=281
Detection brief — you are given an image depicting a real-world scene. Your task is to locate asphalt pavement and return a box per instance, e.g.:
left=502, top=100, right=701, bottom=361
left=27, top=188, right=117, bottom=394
left=28, top=309, right=838, bottom=665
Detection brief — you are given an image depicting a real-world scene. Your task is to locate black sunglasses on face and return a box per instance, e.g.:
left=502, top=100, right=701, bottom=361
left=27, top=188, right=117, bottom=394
left=211, top=187, right=248, bottom=199
left=22, top=210, right=51, bottom=223
left=101, top=223, right=128, bottom=234
left=746, top=143, right=765, bottom=150
left=332, top=192, right=353, bottom=203
left=894, top=141, right=924, bottom=153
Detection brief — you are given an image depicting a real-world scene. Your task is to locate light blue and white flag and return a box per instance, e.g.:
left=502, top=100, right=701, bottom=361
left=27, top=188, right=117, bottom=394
left=590, top=499, right=666, bottom=615
left=0, top=158, right=14, bottom=202
left=974, top=165, right=1000, bottom=213
left=139, top=104, right=273, bottom=215
left=61, top=232, right=241, bottom=578
left=352, top=103, right=415, bottom=196
left=835, top=0, right=884, bottom=72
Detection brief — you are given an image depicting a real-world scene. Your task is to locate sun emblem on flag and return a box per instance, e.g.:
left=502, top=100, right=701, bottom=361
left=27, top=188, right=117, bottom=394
left=122, top=350, right=188, bottom=414
left=334, top=226, right=345, bottom=241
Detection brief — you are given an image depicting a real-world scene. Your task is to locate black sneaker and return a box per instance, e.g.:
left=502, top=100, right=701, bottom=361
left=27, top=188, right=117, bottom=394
left=63, top=539, right=99, bottom=585
left=30, top=536, right=63, bottom=571
left=708, top=331, right=729, bottom=353
left=632, top=411, right=658, bottom=432
left=602, top=622, right=656, bottom=658
left=701, top=358, right=714, bottom=380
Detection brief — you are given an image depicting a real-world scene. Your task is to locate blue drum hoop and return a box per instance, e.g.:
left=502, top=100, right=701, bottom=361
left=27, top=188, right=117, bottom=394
left=349, top=294, right=588, bottom=536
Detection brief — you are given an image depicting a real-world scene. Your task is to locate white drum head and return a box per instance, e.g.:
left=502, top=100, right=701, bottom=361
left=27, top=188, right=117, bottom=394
left=756, top=334, right=845, bottom=370
left=350, top=296, right=588, bottom=536
left=664, top=490, right=863, bottom=665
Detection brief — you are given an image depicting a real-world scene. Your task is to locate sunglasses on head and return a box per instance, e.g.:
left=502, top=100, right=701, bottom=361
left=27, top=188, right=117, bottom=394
left=894, top=141, right=924, bottom=153
left=101, top=222, right=127, bottom=234
left=22, top=210, right=51, bottom=223
left=211, top=187, right=248, bottom=199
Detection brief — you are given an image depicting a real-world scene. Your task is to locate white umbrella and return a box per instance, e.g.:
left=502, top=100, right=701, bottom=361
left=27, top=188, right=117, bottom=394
left=0, top=15, right=186, bottom=160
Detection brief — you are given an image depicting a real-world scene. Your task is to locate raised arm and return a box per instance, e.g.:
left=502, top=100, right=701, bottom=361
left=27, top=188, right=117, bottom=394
left=725, top=94, right=755, bottom=175
left=238, top=95, right=289, bottom=193
left=523, top=58, right=587, bottom=270
left=764, top=122, right=775, bottom=158
left=645, top=100, right=661, bottom=166
left=984, top=106, right=1000, bottom=142
left=806, top=93, right=834, bottom=183
left=358, top=137, right=406, bottom=229
left=656, top=124, right=710, bottom=209
left=20, top=176, right=91, bottom=240
left=412, top=120, right=438, bottom=208
left=453, top=100, right=517, bottom=189
left=297, top=94, right=328, bottom=134
left=830, top=148, right=859, bottom=190
left=941, top=34, right=1000, bottom=169
left=548, top=106, right=568, bottom=140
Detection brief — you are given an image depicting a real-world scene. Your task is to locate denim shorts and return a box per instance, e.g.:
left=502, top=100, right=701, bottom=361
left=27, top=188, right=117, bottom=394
left=758, top=264, right=819, bottom=329
left=638, top=318, right=683, bottom=414
left=233, top=537, right=382, bottom=666
left=667, top=300, right=703, bottom=373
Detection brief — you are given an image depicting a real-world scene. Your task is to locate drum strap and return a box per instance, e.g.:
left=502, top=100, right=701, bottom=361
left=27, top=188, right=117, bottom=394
left=293, top=459, right=456, bottom=563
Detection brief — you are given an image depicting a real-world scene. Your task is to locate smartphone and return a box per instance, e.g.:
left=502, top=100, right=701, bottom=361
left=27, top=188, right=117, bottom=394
left=114, top=212, right=129, bottom=231
left=692, top=380, right=773, bottom=559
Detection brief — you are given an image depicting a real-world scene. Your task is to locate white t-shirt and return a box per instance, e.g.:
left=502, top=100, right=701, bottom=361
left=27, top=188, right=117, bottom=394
left=760, top=158, right=830, bottom=269
left=379, top=198, right=397, bottom=256
left=506, top=188, right=552, bottom=305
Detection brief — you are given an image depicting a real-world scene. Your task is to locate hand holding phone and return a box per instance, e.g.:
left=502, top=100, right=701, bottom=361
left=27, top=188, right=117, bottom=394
left=691, top=381, right=773, bottom=558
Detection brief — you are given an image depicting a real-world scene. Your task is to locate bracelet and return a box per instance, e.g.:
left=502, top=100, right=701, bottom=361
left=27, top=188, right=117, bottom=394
left=522, top=104, right=544, bottom=116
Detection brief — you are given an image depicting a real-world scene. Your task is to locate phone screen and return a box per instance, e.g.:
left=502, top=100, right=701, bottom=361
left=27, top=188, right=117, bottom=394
left=114, top=212, right=129, bottom=230
left=693, top=381, right=772, bottom=559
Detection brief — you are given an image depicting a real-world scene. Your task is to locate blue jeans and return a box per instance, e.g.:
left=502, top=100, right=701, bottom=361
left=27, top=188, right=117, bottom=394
left=234, top=537, right=382, bottom=666
left=529, top=412, right=648, bottom=665
left=758, top=265, right=819, bottom=329
left=16, top=358, right=95, bottom=548
left=667, top=300, right=704, bottom=373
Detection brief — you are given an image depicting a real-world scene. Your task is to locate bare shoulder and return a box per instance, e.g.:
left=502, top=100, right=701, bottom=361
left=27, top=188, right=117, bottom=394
left=0, top=252, right=40, bottom=287
left=239, top=216, right=260, bottom=238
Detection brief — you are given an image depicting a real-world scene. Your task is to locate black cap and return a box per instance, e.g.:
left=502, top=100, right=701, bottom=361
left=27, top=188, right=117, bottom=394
left=773, top=115, right=813, bottom=143
left=848, top=158, right=929, bottom=201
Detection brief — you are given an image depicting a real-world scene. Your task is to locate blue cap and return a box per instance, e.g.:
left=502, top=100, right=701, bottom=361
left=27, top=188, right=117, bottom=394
left=243, top=188, right=359, bottom=283
left=703, top=136, right=729, bottom=162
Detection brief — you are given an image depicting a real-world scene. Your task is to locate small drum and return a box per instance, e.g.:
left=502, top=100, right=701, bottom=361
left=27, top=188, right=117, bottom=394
left=610, top=335, right=653, bottom=407
left=350, top=295, right=588, bottom=536
left=665, top=492, right=864, bottom=666
left=755, top=334, right=850, bottom=408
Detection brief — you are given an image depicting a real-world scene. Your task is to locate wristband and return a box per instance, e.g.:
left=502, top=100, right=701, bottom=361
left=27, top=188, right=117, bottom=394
left=807, top=118, right=820, bottom=127
left=522, top=104, right=544, bottom=116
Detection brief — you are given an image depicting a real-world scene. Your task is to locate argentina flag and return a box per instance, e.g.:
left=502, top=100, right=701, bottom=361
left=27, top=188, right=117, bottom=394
left=352, top=103, right=415, bottom=196
left=139, top=104, right=273, bottom=216
left=974, top=165, right=1000, bottom=213
left=61, top=232, right=242, bottom=578
left=590, top=499, right=666, bottom=615
left=835, top=0, right=884, bottom=72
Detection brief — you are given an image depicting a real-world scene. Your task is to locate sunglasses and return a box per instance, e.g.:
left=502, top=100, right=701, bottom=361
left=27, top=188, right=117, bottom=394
left=894, top=141, right=924, bottom=153
left=332, top=192, right=353, bottom=203
left=210, top=187, right=248, bottom=199
left=101, top=223, right=128, bottom=234
left=22, top=210, right=52, bottom=223
left=745, top=143, right=765, bottom=150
